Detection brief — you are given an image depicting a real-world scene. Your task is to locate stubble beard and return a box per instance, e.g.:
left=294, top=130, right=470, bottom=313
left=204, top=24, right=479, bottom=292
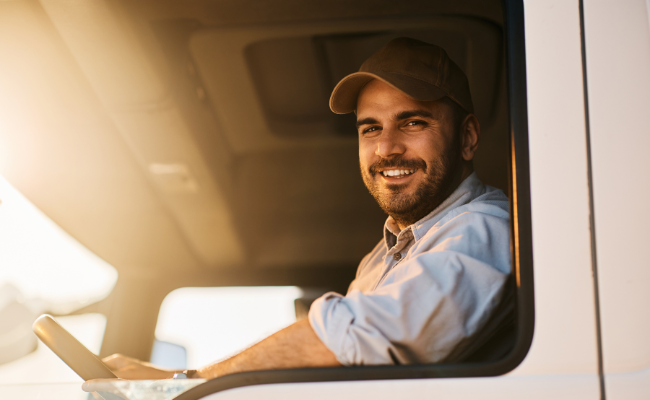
left=361, top=138, right=463, bottom=228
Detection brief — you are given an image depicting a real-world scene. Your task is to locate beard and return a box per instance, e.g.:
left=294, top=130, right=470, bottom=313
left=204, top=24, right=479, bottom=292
left=360, top=136, right=463, bottom=228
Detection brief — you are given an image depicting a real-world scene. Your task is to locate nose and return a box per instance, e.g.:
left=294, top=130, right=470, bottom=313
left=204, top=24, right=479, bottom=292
left=375, top=126, right=406, bottom=158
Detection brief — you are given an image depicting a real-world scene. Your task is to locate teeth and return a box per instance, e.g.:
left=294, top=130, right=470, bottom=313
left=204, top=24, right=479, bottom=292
left=382, top=169, right=416, bottom=177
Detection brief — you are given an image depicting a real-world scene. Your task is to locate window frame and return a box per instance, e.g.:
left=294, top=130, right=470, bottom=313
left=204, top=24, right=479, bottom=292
left=174, top=1, right=534, bottom=398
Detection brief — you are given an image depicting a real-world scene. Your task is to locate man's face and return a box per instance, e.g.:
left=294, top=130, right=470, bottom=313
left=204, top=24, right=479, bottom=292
left=356, top=79, right=468, bottom=228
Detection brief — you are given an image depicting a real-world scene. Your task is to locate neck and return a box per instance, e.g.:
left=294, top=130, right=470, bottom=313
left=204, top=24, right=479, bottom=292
left=393, top=162, right=473, bottom=231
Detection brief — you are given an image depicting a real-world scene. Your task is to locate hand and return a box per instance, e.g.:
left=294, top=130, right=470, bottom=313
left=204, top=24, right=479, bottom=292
left=81, top=379, right=128, bottom=399
left=102, top=353, right=177, bottom=380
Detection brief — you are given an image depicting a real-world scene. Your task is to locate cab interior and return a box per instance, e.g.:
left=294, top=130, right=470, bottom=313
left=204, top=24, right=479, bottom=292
left=0, top=0, right=511, bottom=366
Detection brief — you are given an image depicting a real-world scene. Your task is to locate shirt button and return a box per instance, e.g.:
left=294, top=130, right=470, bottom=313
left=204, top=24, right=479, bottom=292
left=393, top=252, right=402, bottom=261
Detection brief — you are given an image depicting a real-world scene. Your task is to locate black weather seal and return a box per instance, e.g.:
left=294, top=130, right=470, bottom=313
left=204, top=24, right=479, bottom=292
left=175, top=361, right=512, bottom=400
left=174, top=1, right=534, bottom=398
left=578, top=1, right=606, bottom=399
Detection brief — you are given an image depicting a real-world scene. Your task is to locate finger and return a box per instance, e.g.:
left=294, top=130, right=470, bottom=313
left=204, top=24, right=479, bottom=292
left=81, top=379, right=128, bottom=400
left=96, top=392, right=128, bottom=400
left=106, top=364, right=175, bottom=380
left=82, top=378, right=125, bottom=393
left=82, top=379, right=129, bottom=400
left=102, top=354, right=136, bottom=369
left=120, top=365, right=175, bottom=380
left=101, top=354, right=121, bottom=366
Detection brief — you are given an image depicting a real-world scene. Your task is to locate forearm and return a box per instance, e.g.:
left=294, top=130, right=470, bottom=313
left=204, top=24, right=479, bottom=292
left=196, top=319, right=341, bottom=379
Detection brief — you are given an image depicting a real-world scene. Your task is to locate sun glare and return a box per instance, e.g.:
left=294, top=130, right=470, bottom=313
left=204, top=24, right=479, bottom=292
left=0, top=174, right=117, bottom=313
left=156, top=286, right=303, bottom=368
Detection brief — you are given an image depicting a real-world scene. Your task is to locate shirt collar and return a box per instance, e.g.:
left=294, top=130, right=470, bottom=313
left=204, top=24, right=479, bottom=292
left=383, top=216, right=402, bottom=250
left=383, top=172, right=483, bottom=249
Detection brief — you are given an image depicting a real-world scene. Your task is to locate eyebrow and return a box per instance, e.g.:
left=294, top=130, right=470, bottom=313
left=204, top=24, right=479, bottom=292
left=356, top=109, right=437, bottom=128
left=356, top=117, right=379, bottom=128
left=394, top=109, right=436, bottom=121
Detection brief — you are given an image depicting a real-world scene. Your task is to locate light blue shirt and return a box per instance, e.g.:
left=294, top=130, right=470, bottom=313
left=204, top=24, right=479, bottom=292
left=308, top=172, right=511, bottom=365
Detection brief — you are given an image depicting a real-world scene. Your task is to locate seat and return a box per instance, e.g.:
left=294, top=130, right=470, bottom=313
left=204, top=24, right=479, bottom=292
left=447, top=276, right=517, bottom=363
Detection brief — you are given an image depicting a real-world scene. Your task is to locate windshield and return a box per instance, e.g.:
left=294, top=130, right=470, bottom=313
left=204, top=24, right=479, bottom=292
left=0, top=176, right=117, bottom=387
left=0, top=176, right=302, bottom=394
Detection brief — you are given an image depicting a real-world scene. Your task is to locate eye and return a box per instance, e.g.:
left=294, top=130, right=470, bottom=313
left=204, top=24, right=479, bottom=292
left=361, top=126, right=380, bottom=135
left=406, top=120, right=425, bottom=127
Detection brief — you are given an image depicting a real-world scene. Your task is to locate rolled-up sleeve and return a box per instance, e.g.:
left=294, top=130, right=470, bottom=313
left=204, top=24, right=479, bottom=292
left=308, top=292, right=356, bottom=364
left=308, top=211, right=510, bottom=366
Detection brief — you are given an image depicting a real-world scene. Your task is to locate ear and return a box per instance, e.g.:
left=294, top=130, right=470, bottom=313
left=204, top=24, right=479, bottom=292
left=460, top=114, right=480, bottom=161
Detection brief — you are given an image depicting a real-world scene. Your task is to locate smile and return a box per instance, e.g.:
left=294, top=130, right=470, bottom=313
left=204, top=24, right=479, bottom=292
left=380, top=169, right=416, bottom=177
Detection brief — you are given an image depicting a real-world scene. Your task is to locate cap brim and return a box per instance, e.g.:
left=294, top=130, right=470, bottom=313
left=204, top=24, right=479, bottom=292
left=329, top=71, right=448, bottom=114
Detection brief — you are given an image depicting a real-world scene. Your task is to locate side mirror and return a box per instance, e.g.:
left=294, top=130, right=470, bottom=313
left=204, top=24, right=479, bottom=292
left=0, top=284, right=37, bottom=365
left=150, top=340, right=187, bottom=370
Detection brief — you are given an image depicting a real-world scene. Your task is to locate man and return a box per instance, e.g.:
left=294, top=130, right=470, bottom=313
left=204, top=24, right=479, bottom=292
left=101, top=37, right=510, bottom=380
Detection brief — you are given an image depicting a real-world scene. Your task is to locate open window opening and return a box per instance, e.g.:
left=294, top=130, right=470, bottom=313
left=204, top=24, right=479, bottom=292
left=141, top=0, right=534, bottom=397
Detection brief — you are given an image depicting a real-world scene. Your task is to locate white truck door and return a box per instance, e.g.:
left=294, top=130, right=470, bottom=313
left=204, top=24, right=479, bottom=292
left=581, top=0, right=650, bottom=399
